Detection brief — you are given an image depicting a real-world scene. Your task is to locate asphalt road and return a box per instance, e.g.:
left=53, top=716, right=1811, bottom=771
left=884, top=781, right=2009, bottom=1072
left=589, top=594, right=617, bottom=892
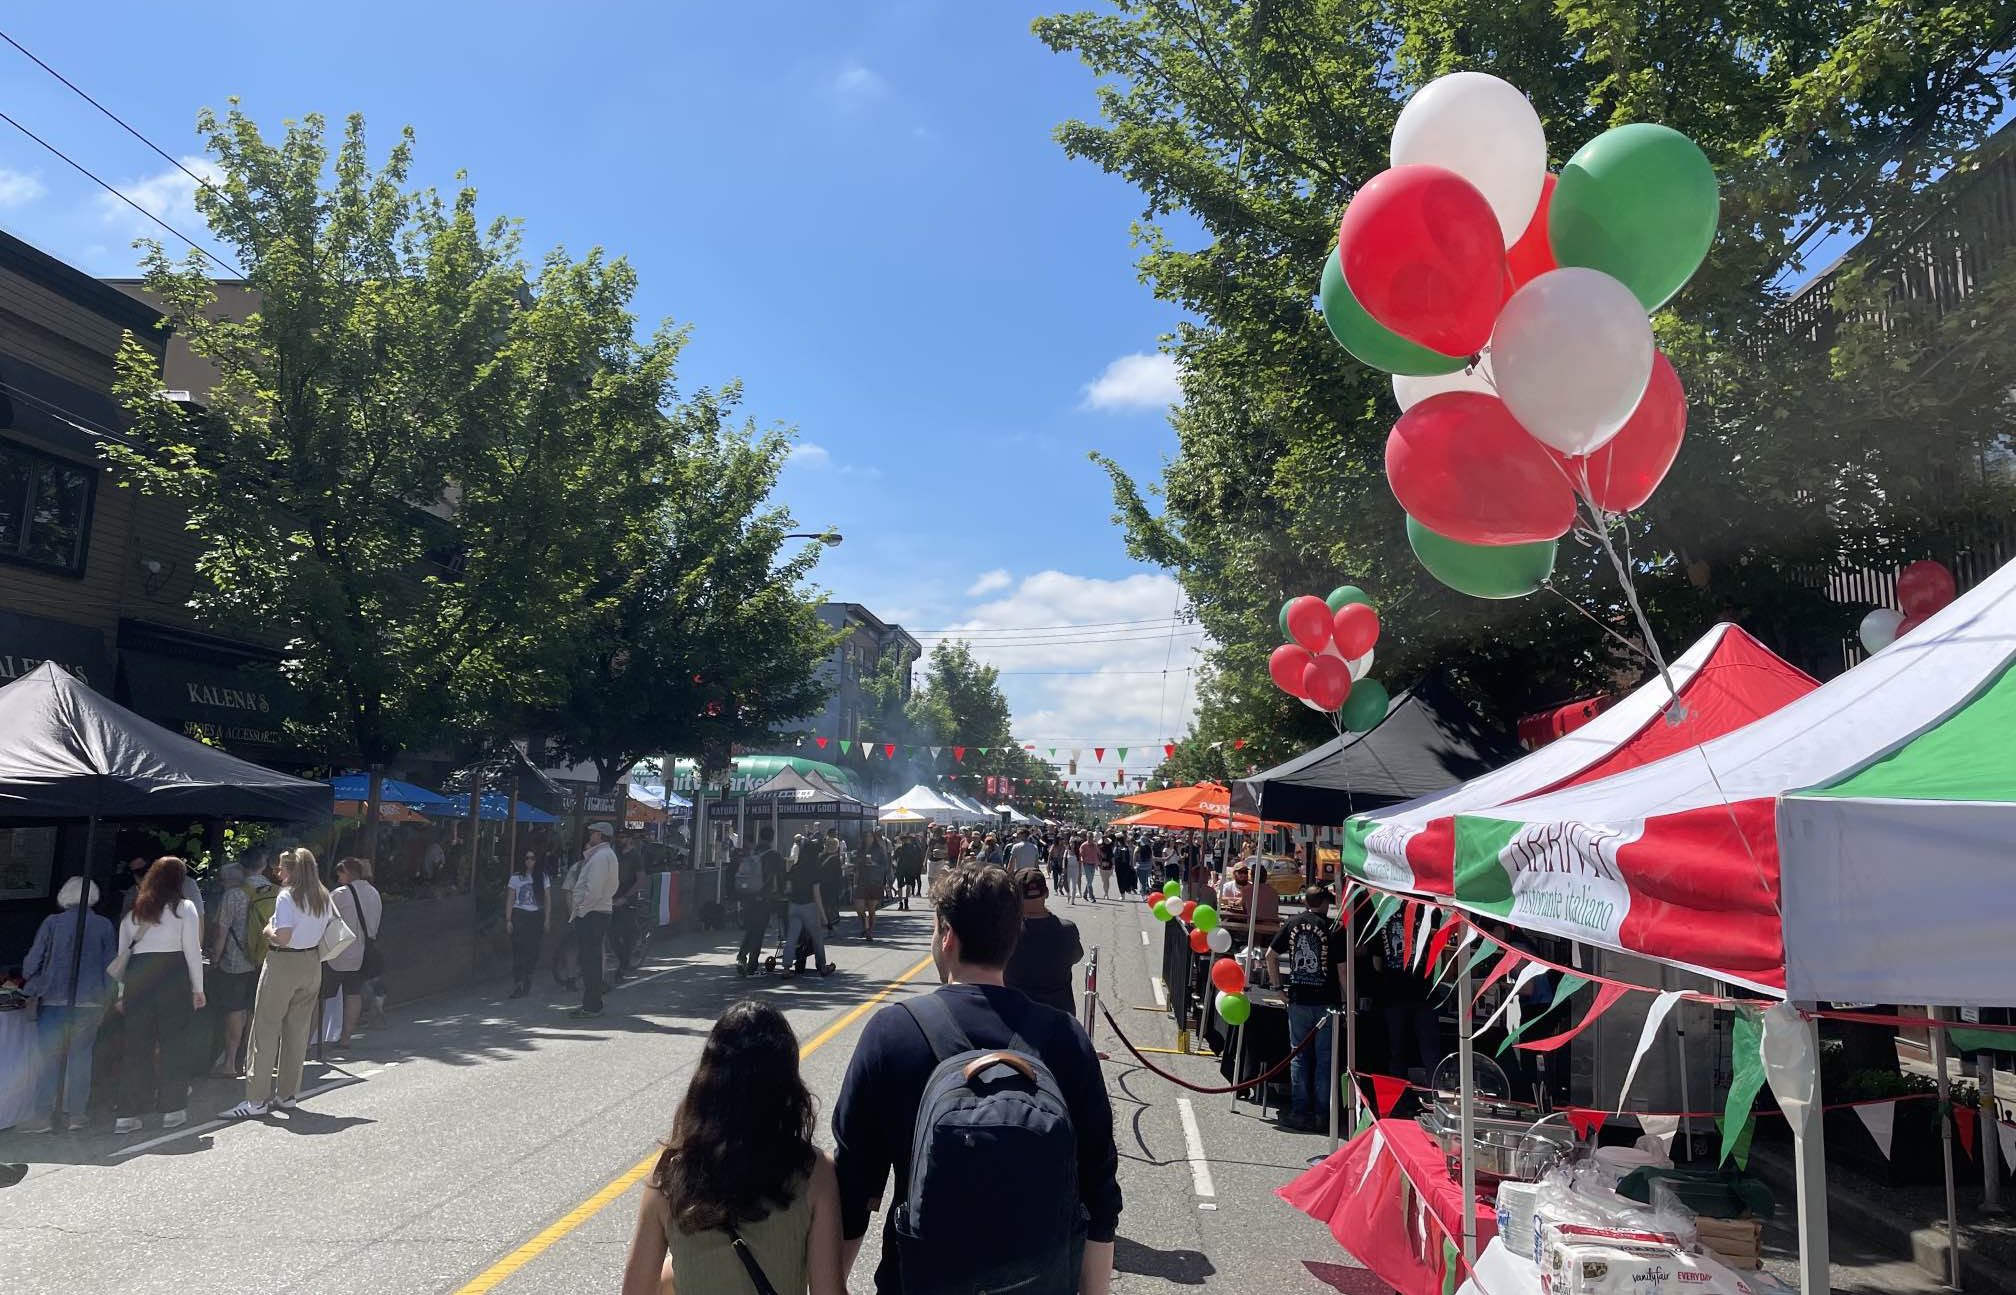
left=0, top=891, right=1367, bottom=1294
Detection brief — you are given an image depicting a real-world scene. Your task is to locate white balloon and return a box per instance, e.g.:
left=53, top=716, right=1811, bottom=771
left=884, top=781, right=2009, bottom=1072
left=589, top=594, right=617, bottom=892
left=1207, top=926, right=1233, bottom=953
left=1319, top=641, right=1345, bottom=661
left=1860, top=608, right=1905, bottom=654
left=1299, top=695, right=1330, bottom=714
left=1390, top=71, right=1548, bottom=243
left=1347, top=649, right=1375, bottom=681
left=1393, top=356, right=1495, bottom=412
left=1492, top=268, right=1654, bottom=456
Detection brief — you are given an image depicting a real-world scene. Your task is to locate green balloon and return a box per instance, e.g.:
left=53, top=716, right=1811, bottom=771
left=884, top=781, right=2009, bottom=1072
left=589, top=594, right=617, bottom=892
left=1340, top=678, right=1391, bottom=733
left=1192, top=904, right=1220, bottom=933
left=1278, top=599, right=1295, bottom=640
left=1152, top=900, right=1173, bottom=922
left=1216, top=990, right=1252, bottom=1026
left=1549, top=123, right=1719, bottom=311
left=1326, top=585, right=1371, bottom=613
left=1319, top=252, right=1467, bottom=377
left=1163, top=879, right=1182, bottom=898
left=1406, top=515, right=1556, bottom=600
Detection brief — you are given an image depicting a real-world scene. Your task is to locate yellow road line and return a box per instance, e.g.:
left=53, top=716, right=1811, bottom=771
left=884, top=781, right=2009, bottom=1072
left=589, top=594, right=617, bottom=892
left=452, top=955, right=936, bottom=1293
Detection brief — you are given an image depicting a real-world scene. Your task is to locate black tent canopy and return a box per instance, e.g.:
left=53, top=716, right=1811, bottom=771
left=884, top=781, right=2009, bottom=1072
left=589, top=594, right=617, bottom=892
left=0, top=661, right=331, bottom=820
left=1234, top=674, right=1522, bottom=825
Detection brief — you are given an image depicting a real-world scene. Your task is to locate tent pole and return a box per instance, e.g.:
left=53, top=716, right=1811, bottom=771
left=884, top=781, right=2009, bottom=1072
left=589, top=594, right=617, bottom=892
left=1457, top=946, right=1478, bottom=1267
left=52, top=814, right=99, bottom=1128
left=1980, top=1052, right=2003, bottom=1213
left=1791, top=1007, right=1832, bottom=1294
left=1673, top=967, right=1693, bottom=1162
left=503, top=777, right=521, bottom=890
left=1337, top=879, right=1358, bottom=1158
left=364, top=765, right=385, bottom=872
left=1931, top=1006, right=1963, bottom=1289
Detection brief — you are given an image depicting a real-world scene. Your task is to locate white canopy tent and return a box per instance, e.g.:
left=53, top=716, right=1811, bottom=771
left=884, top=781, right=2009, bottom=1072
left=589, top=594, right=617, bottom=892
left=880, top=783, right=973, bottom=822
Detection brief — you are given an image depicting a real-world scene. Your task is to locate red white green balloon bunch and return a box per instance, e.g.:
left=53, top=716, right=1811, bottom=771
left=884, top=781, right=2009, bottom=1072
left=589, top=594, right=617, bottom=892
left=1268, top=586, right=1391, bottom=733
left=1318, top=71, right=1718, bottom=615
left=1149, top=883, right=1251, bottom=1023
left=1860, top=559, right=1959, bottom=653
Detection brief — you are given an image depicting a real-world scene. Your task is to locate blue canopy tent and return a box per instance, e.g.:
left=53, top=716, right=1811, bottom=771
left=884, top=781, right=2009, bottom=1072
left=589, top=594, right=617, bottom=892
left=328, top=773, right=455, bottom=808
left=423, top=790, right=559, bottom=823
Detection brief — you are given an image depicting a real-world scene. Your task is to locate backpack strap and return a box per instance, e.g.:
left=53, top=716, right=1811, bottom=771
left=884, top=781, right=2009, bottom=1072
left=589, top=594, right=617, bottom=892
left=903, top=990, right=1039, bottom=1066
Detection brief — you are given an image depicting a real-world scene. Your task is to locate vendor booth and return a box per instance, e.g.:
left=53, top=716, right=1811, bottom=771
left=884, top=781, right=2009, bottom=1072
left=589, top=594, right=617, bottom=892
left=880, top=784, right=972, bottom=823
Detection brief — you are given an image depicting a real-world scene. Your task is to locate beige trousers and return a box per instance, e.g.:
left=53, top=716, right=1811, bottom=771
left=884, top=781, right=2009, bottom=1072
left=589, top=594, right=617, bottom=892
left=245, top=948, right=321, bottom=1104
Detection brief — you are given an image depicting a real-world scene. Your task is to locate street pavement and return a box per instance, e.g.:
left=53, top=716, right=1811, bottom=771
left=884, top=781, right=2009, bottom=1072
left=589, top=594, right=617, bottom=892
left=0, top=890, right=1368, bottom=1293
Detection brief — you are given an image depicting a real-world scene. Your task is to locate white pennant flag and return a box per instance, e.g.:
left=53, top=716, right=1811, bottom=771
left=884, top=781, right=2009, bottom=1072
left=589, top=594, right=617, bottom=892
left=929, top=746, right=942, bottom=759
left=1411, top=907, right=1437, bottom=970
left=1854, top=1101, right=1896, bottom=1160
left=1615, top=990, right=1686, bottom=1114
left=1998, top=1119, right=2016, bottom=1173
left=1357, top=1128, right=1387, bottom=1194
left=1477, top=962, right=1548, bottom=1039
left=1637, top=1114, right=1681, bottom=1154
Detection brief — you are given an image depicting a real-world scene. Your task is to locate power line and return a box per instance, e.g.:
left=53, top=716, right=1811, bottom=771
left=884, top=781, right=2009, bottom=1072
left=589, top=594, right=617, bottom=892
left=992, top=666, right=1197, bottom=677
left=907, top=614, right=1193, bottom=634
left=0, top=107, right=242, bottom=276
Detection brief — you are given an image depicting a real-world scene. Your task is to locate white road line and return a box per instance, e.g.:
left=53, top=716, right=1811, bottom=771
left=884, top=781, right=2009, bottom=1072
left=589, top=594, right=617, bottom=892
left=1150, top=976, right=1169, bottom=1009
left=111, top=1074, right=365, bottom=1158
left=1176, top=1098, right=1217, bottom=1198
left=1140, top=930, right=1150, bottom=947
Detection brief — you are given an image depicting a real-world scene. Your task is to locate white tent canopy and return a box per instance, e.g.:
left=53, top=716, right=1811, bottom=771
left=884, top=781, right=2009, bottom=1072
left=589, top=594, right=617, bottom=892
left=880, top=784, right=972, bottom=821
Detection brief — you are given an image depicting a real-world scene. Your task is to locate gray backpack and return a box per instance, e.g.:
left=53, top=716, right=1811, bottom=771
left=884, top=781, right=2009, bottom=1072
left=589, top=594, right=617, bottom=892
left=893, top=992, right=1085, bottom=1293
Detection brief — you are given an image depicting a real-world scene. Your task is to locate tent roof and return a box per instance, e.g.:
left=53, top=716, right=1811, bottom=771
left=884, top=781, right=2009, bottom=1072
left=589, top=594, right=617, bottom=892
left=0, top=663, right=331, bottom=820
left=329, top=774, right=455, bottom=807
left=747, top=766, right=866, bottom=805
left=1346, top=624, right=1816, bottom=893
left=1234, top=673, right=1524, bottom=824
left=1116, top=782, right=1231, bottom=815
left=881, top=784, right=965, bottom=817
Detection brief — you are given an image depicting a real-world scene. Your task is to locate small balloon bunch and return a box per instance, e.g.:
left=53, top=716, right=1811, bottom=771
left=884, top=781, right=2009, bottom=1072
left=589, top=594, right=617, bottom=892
left=1267, top=586, right=1391, bottom=733
left=1149, top=881, right=1251, bottom=1024
left=1860, top=560, right=1959, bottom=654
left=1319, top=71, right=1715, bottom=617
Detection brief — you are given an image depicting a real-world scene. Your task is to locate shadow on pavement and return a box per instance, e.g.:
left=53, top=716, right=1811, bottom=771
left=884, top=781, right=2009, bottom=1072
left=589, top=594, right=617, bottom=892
left=1115, top=1235, right=1216, bottom=1284
left=1303, top=1260, right=1387, bottom=1292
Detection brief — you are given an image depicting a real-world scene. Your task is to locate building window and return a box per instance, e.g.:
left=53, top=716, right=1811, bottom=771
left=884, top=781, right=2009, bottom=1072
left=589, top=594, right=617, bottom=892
left=0, top=441, right=94, bottom=576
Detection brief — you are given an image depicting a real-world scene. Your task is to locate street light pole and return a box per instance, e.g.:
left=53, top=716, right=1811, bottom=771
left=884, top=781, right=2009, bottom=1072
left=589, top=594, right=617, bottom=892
left=784, top=531, right=844, bottom=546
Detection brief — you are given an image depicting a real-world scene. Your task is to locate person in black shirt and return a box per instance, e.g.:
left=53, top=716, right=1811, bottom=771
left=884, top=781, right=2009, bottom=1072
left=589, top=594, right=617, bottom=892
left=1266, top=887, right=1350, bottom=1132
left=1003, top=867, right=1083, bottom=1016
left=833, top=864, right=1121, bottom=1294
left=736, top=828, right=788, bottom=976
left=783, top=839, right=835, bottom=978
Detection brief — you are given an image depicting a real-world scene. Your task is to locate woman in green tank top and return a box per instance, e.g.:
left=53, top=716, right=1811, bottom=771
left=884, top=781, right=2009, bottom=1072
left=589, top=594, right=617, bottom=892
left=621, top=1001, right=844, bottom=1294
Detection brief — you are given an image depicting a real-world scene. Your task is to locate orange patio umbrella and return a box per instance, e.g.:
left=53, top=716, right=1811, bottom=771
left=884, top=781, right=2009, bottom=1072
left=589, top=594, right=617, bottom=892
left=334, top=799, right=429, bottom=824
left=1112, top=806, right=1285, bottom=832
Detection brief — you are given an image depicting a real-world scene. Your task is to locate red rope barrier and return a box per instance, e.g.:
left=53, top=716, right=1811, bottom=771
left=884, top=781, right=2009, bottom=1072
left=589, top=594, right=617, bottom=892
left=1100, top=1002, right=1327, bottom=1095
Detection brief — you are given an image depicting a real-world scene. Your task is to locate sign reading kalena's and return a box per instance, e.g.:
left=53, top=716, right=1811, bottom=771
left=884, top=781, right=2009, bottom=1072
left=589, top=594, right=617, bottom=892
left=184, top=680, right=272, bottom=713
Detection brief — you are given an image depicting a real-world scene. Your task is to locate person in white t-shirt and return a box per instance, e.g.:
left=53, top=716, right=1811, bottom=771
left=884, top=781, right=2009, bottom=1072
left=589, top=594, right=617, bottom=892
left=226, top=846, right=336, bottom=1119
left=109, top=857, right=206, bottom=1134
left=327, top=857, right=383, bottom=1047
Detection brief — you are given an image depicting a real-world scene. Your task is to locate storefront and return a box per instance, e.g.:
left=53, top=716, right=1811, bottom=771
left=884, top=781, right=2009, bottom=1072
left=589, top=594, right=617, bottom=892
left=115, top=644, right=307, bottom=766
left=0, top=607, right=111, bottom=692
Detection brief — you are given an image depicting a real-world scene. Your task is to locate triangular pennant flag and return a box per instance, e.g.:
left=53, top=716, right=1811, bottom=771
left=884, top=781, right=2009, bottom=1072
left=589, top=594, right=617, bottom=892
left=1616, top=990, right=1686, bottom=1113
left=929, top=746, right=942, bottom=759
left=1998, top=1118, right=2016, bottom=1172
left=1565, top=1109, right=1608, bottom=1141
left=1093, top=747, right=1105, bottom=761
left=838, top=739, right=852, bottom=755
left=1400, top=903, right=1418, bottom=973
left=1024, top=743, right=1035, bottom=750
left=815, top=736, right=828, bottom=749
left=1370, top=1074, right=1408, bottom=1117
left=1233, top=738, right=1247, bottom=750
left=1471, top=948, right=1525, bottom=1014
left=882, top=743, right=895, bottom=759
left=1516, top=982, right=1631, bottom=1054
left=1719, top=1007, right=1766, bottom=1167
left=1853, top=1100, right=1896, bottom=1160
left=1409, top=905, right=1436, bottom=971
left=1422, top=920, right=1459, bottom=978
left=1712, top=1113, right=1757, bottom=1170
left=953, top=747, right=965, bottom=761
left=1164, top=743, right=1175, bottom=757
left=978, top=747, right=990, bottom=756
left=1499, top=974, right=1590, bottom=1054
left=1071, top=748, right=1082, bottom=761
left=1956, top=1105, right=1979, bottom=1161
left=1356, top=1127, right=1387, bottom=1194
left=1637, top=1114, right=1680, bottom=1154
left=1116, top=747, right=1128, bottom=761
left=1440, top=1234, right=1460, bottom=1295
left=1479, top=962, right=1548, bottom=1039
left=1048, top=747, right=1057, bottom=757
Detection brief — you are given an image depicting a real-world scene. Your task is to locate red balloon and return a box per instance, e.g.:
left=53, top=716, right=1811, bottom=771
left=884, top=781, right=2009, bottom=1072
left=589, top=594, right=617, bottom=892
left=1386, top=392, right=1577, bottom=544
left=1302, top=654, right=1353, bottom=711
left=1332, top=603, right=1381, bottom=659
left=1285, top=596, right=1334, bottom=652
left=1571, top=352, right=1687, bottom=513
left=1338, top=165, right=1507, bottom=356
left=1897, top=613, right=1926, bottom=638
left=1505, top=173, right=1557, bottom=292
left=1146, top=893, right=1165, bottom=910
left=1210, top=956, right=1247, bottom=995
left=1180, top=900, right=1198, bottom=923
left=1189, top=927, right=1212, bottom=954
left=1896, top=560, right=1957, bottom=620
left=1269, top=643, right=1317, bottom=697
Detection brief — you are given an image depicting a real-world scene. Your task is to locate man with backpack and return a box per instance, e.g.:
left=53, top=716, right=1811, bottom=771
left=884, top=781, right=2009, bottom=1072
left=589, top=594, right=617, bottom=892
left=1265, top=886, right=1350, bottom=1132
left=207, top=848, right=277, bottom=1077
left=833, top=863, right=1120, bottom=1293
left=735, top=828, right=787, bottom=976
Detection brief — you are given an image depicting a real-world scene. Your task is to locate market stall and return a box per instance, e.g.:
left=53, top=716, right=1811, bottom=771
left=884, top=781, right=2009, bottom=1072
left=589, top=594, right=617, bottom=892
left=880, top=784, right=973, bottom=823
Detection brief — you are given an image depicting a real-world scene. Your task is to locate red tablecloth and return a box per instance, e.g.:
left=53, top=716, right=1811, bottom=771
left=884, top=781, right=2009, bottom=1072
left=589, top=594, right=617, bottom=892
left=1278, top=1119, right=1498, bottom=1295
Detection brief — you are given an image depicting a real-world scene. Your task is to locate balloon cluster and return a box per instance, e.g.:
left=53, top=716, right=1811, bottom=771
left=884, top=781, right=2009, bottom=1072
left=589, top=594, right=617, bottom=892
left=1319, top=72, right=1717, bottom=602
left=1267, top=586, right=1392, bottom=732
left=1859, top=559, right=1959, bottom=653
left=1148, top=881, right=1251, bottom=1023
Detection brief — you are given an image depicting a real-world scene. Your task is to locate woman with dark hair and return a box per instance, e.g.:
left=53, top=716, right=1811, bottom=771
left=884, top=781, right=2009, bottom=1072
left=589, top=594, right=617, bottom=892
left=108, top=856, right=206, bottom=1134
left=621, top=1001, right=843, bottom=1294
left=504, top=848, right=544, bottom=997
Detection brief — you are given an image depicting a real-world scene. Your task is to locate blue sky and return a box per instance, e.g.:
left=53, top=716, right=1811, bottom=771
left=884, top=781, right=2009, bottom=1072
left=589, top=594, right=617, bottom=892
left=0, top=2, right=1212, bottom=771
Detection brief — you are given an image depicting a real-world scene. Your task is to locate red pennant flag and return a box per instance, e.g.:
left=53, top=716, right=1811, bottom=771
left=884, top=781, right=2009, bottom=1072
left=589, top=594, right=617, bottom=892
left=1516, top=982, right=1632, bottom=1054
left=1565, top=1109, right=1608, bottom=1141
left=953, top=747, right=966, bottom=761
left=1164, top=743, right=1175, bottom=757
left=883, top=743, right=896, bottom=759
left=1233, top=738, right=1246, bottom=750
left=1400, top=903, right=1417, bottom=973
left=1957, top=1105, right=1979, bottom=1160
left=1472, top=949, right=1525, bottom=1013
left=1422, top=918, right=1457, bottom=974
left=815, top=737, right=828, bottom=749
left=1370, top=1074, right=1408, bottom=1118
left=1094, top=747, right=1105, bottom=761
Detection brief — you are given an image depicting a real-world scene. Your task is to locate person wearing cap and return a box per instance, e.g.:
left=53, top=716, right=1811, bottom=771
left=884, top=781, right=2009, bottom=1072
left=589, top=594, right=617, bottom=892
left=570, top=822, right=621, bottom=1019
left=1002, top=868, right=1083, bottom=1016
left=19, top=877, right=116, bottom=1131
left=1217, top=860, right=1281, bottom=930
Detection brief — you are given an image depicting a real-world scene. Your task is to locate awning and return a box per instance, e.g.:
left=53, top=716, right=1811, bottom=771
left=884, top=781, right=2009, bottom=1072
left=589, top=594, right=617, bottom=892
left=327, top=774, right=455, bottom=808
left=118, top=649, right=305, bottom=753
left=424, top=790, right=560, bottom=823
left=0, top=608, right=110, bottom=692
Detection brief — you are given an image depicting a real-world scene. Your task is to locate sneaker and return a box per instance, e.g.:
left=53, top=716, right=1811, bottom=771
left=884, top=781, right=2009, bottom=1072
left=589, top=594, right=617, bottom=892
left=113, top=1117, right=143, bottom=1134
left=160, top=1109, right=188, bottom=1129
left=66, top=1116, right=89, bottom=1132
left=275, top=1096, right=298, bottom=1110
left=221, top=1101, right=267, bottom=1120
left=568, top=1007, right=605, bottom=1019
left=819, top=963, right=837, bottom=977
left=16, top=1118, right=53, bottom=1134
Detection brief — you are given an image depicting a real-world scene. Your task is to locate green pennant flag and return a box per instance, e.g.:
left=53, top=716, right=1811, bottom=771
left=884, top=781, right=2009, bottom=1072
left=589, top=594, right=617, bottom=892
left=978, top=747, right=990, bottom=756
left=1048, top=747, right=1057, bottom=757
left=1720, top=1007, right=1766, bottom=1166
left=1117, top=746, right=1128, bottom=761
left=838, top=740, right=852, bottom=755
left=1499, top=975, right=1589, bottom=1054
left=1441, top=1235, right=1461, bottom=1295
left=1713, top=1113, right=1758, bottom=1169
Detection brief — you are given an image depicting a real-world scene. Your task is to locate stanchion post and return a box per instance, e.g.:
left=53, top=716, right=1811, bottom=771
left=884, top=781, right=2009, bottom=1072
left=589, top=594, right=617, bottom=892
left=1981, top=1052, right=2004, bottom=1213
left=1082, top=944, right=1100, bottom=1037
left=1327, top=1004, right=1343, bottom=1154
left=1931, top=1006, right=1963, bottom=1290
left=1457, top=950, right=1477, bottom=1267
left=1343, top=881, right=1358, bottom=1150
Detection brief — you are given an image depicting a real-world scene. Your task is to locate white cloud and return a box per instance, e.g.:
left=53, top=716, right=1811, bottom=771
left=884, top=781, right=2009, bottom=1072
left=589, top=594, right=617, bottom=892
left=95, top=156, right=223, bottom=240
left=831, top=60, right=890, bottom=103
left=1082, top=352, right=1183, bottom=412
left=966, top=569, right=1012, bottom=597
left=788, top=441, right=833, bottom=467
left=0, top=168, right=46, bottom=208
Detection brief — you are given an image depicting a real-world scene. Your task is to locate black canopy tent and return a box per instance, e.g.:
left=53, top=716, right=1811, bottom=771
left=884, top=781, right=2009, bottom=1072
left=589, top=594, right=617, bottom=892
left=0, top=662, right=330, bottom=1122
left=1233, top=673, right=1522, bottom=825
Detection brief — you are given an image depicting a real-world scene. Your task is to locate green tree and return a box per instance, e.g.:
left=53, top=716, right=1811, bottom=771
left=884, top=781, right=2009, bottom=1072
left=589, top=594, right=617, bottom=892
left=1036, top=0, right=2016, bottom=741
left=905, top=642, right=1082, bottom=819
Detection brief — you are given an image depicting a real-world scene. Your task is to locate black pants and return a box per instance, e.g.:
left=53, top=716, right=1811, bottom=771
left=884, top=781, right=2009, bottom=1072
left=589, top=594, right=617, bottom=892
left=738, top=899, right=774, bottom=966
left=119, top=952, right=193, bottom=1116
left=575, top=912, right=609, bottom=1011
left=510, top=912, right=543, bottom=986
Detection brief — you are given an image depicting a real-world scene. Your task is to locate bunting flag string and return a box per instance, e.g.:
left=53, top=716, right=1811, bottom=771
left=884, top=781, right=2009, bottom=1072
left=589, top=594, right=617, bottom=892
left=1499, top=974, right=1589, bottom=1054
left=1514, top=981, right=1631, bottom=1054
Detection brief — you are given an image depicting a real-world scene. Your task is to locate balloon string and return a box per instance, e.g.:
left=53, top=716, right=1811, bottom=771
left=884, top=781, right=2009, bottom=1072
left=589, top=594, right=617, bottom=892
left=1543, top=583, right=1655, bottom=667
left=1581, top=483, right=1681, bottom=707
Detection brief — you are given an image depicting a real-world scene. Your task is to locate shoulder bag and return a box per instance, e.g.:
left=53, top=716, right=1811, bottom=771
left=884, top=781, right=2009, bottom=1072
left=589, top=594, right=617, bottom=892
left=318, top=904, right=358, bottom=964
left=725, top=1223, right=781, bottom=1295
left=344, top=884, right=384, bottom=977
